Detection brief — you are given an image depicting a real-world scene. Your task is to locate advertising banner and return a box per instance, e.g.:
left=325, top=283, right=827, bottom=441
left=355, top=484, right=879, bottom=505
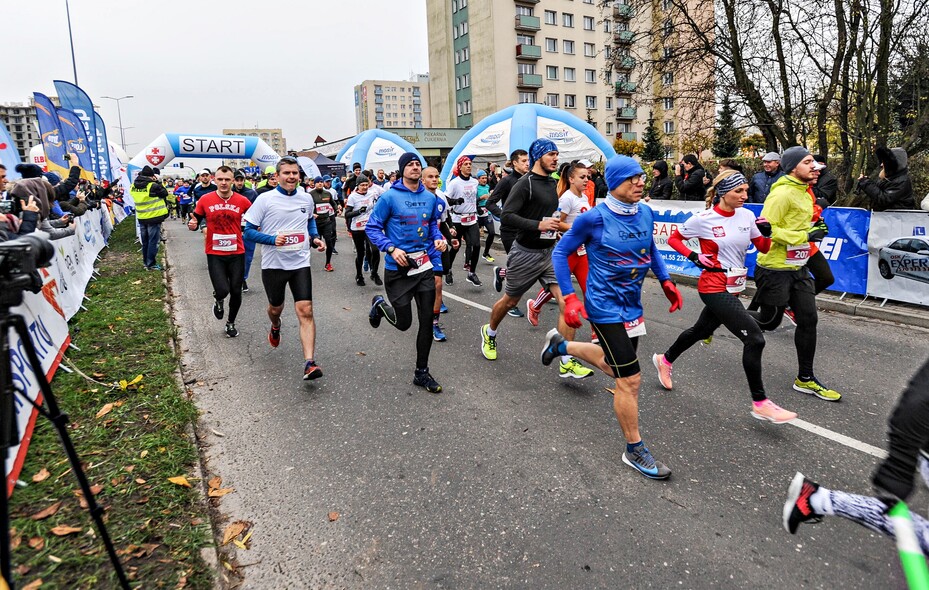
left=94, top=112, right=112, bottom=182
left=867, top=211, right=929, bottom=305
left=32, top=93, right=70, bottom=176
left=57, top=108, right=96, bottom=181
left=53, top=80, right=100, bottom=180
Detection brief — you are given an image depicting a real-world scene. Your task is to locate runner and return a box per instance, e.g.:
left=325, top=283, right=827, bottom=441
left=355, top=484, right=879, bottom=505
left=540, top=154, right=683, bottom=480
left=652, top=170, right=797, bottom=423
left=475, top=170, right=496, bottom=263
left=191, top=169, right=217, bottom=229
left=422, top=166, right=459, bottom=342
left=344, top=174, right=383, bottom=286
left=310, top=176, right=338, bottom=271
left=751, top=146, right=841, bottom=401
left=445, top=155, right=482, bottom=286
left=175, top=180, right=193, bottom=222
left=366, top=153, right=447, bottom=393
left=187, top=166, right=251, bottom=338
left=486, top=149, right=530, bottom=317
left=242, top=156, right=327, bottom=380
left=233, top=169, right=259, bottom=292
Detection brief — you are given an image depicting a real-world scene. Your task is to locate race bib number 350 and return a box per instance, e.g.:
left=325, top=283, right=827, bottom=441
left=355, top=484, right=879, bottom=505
left=276, top=230, right=307, bottom=252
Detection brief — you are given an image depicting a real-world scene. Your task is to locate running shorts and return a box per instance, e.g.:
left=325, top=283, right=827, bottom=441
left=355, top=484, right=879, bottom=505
left=261, top=266, right=313, bottom=306
left=504, top=242, right=556, bottom=299
left=590, top=321, right=640, bottom=378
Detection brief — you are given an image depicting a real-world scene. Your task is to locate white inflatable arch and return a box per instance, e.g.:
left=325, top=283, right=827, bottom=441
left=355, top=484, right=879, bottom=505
left=127, top=133, right=280, bottom=179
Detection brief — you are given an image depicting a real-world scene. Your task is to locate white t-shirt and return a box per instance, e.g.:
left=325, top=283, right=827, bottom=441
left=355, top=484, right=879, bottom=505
left=345, top=190, right=378, bottom=231
left=678, top=206, right=761, bottom=271
left=446, top=176, right=478, bottom=222
left=243, top=186, right=315, bottom=271
left=557, top=190, right=591, bottom=226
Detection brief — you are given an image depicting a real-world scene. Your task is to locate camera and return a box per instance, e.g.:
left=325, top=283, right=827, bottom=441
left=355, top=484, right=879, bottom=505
left=0, top=234, right=55, bottom=307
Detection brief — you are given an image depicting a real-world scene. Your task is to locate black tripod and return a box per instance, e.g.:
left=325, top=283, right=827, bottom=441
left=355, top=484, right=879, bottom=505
left=0, top=307, right=130, bottom=589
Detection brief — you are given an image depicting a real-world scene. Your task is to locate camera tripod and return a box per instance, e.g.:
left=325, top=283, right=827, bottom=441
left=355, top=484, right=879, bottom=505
left=0, top=306, right=130, bottom=589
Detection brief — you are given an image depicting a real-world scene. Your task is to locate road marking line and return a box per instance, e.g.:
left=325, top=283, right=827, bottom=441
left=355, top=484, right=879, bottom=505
left=444, top=290, right=890, bottom=460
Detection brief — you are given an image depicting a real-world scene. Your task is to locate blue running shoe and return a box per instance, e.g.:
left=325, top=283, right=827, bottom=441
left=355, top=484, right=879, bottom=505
left=363, top=259, right=370, bottom=273
left=622, top=444, right=671, bottom=480
left=370, top=295, right=386, bottom=328
left=432, top=323, right=447, bottom=342
left=439, top=302, right=448, bottom=314
left=507, top=307, right=524, bottom=318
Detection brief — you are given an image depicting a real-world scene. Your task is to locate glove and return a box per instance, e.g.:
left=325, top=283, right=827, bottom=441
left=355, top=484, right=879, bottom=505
left=808, top=219, right=828, bottom=242
left=687, top=251, right=715, bottom=270
left=755, top=217, right=772, bottom=237
left=447, top=197, right=464, bottom=205
left=563, top=293, right=587, bottom=329
left=359, top=205, right=367, bottom=213
left=661, top=280, right=683, bottom=313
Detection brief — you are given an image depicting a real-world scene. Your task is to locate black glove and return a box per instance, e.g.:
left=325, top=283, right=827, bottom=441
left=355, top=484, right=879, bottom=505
left=755, top=217, right=772, bottom=238
left=808, top=220, right=828, bottom=243
left=447, top=197, right=464, bottom=206
left=359, top=205, right=367, bottom=213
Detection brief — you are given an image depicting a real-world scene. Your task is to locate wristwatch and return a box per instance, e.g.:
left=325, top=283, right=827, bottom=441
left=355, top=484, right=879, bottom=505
left=387, top=246, right=396, bottom=255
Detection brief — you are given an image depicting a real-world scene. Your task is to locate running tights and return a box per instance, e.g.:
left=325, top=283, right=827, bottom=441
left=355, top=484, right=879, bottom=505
left=807, top=250, right=834, bottom=295
left=449, top=223, right=480, bottom=270
left=480, top=216, right=496, bottom=257
left=351, top=231, right=380, bottom=278
left=207, top=254, right=244, bottom=323
left=751, top=287, right=818, bottom=379
left=320, top=219, right=336, bottom=265
left=382, top=289, right=436, bottom=370
left=664, top=292, right=767, bottom=401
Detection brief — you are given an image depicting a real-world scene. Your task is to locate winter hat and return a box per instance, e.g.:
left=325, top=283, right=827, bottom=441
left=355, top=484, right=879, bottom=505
left=141, top=165, right=156, bottom=177
left=15, top=163, right=44, bottom=179
left=715, top=172, right=748, bottom=197
left=322, top=175, right=332, bottom=182
left=762, top=152, right=781, bottom=162
left=604, top=155, right=644, bottom=190
left=652, top=160, right=669, bottom=178
left=528, top=139, right=558, bottom=168
left=352, top=162, right=362, bottom=170
left=780, top=146, right=810, bottom=173
left=356, top=174, right=370, bottom=185
left=43, top=171, right=62, bottom=186
left=398, top=152, right=421, bottom=175
left=475, top=169, right=487, bottom=178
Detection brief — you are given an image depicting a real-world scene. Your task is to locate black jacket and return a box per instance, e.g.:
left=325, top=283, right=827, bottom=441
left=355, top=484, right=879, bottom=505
left=53, top=166, right=82, bottom=201
left=649, top=161, right=673, bottom=200
left=812, top=169, right=839, bottom=207
left=859, top=147, right=916, bottom=211
left=674, top=167, right=707, bottom=201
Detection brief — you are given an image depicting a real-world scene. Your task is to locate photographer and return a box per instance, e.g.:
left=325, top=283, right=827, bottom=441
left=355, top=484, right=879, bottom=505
left=10, top=164, right=75, bottom=240
left=673, top=154, right=707, bottom=202
left=0, top=164, right=40, bottom=239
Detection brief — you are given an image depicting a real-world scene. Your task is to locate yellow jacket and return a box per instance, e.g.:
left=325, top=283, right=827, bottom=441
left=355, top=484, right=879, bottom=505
left=756, top=175, right=812, bottom=270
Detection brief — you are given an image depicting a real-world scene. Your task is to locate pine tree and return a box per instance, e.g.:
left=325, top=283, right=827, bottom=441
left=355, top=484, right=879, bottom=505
left=712, top=95, right=742, bottom=157
left=641, top=113, right=664, bottom=162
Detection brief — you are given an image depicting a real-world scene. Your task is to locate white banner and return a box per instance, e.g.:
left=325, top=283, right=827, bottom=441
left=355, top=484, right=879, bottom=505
left=866, top=210, right=929, bottom=305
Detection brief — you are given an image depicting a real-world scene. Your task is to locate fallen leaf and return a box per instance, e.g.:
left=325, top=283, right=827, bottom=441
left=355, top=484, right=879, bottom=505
left=22, top=579, right=42, bottom=590
left=342, top=306, right=352, bottom=311
left=190, top=517, right=203, bottom=526
left=208, top=476, right=222, bottom=490
left=31, top=501, right=62, bottom=520
left=28, top=537, right=45, bottom=550
left=356, top=351, right=366, bottom=356
left=221, top=521, right=250, bottom=546
left=95, top=403, right=114, bottom=419
left=168, top=476, right=191, bottom=488
left=50, top=525, right=83, bottom=536
left=176, top=573, right=188, bottom=589
left=92, top=372, right=106, bottom=378
left=10, top=534, right=20, bottom=549
left=210, top=429, right=226, bottom=437
left=89, top=484, right=103, bottom=495
left=140, top=450, right=149, bottom=459
left=131, top=280, right=142, bottom=285
left=47, top=555, right=62, bottom=563
left=135, top=478, right=147, bottom=485
left=232, top=539, right=247, bottom=550
left=16, top=564, right=30, bottom=575
left=208, top=487, right=234, bottom=498
left=134, top=497, right=150, bottom=505
left=32, top=468, right=50, bottom=482
left=124, top=465, right=135, bottom=473
left=328, top=511, right=340, bottom=522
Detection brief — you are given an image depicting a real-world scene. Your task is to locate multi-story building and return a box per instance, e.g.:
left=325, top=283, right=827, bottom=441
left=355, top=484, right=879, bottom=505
left=354, top=75, right=432, bottom=133
left=426, top=0, right=714, bottom=159
left=222, top=128, right=287, bottom=168
left=0, top=101, right=42, bottom=161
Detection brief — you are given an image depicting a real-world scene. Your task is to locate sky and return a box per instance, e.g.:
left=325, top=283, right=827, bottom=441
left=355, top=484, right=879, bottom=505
left=0, top=0, right=430, bottom=160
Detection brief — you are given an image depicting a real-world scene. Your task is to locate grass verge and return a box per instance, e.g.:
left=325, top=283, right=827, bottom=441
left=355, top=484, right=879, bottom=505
left=8, top=220, right=213, bottom=589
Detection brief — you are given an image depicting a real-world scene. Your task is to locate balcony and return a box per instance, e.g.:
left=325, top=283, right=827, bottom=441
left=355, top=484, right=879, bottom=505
left=614, top=80, right=636, bottom=94
left=515, top=14, right=541, bottom=31
left=616, top=107, right=637, bottom=119
left=613, top=30, right=634, bottom=44
left=374, top=87, right=382, bottom=94
left=374, top=97, right=384, bottom=104
left=618, top=132, right=637, bottom=141
left=517, top=73, right=543, bottom=88
left=375, top=107, right=384, bottom=113
left=516, top=43, right=542, bottom=59
left=413, top=106, right=422, bottom=113
left=614, top=55, right=635, bottom=69
left=515, top=0, right=540, bottom=4
left=613, top=2, right=634, bottom=18
left=412, top=88, right=421, bottom=96
left=412, top=97, right=421, bottom=105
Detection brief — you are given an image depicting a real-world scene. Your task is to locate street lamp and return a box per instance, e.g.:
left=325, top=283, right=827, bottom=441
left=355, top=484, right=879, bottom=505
left=101, top=95, right=134, bottom=152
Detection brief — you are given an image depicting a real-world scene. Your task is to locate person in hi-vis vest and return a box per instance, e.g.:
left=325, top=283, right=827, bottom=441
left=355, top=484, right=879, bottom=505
left=131, top=165, right=170, bottom=270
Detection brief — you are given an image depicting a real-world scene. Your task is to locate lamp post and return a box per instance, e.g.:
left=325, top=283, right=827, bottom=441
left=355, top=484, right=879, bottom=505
left=101, top=95, right=133, bottom=152
left=65, top=0, right=78, bottom=84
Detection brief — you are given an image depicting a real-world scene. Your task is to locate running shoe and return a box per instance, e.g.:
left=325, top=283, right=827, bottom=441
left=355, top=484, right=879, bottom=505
left=783, top=472, right=822, bottom=534
left=356, top=275, right=366, bottom=286
left=493, top=266, right=505, bottom=293
left=751, top=399, right=797, bottom=424
left=332, top=248, right=339, bottom=255
left=303, top=360, right=323, bottom=381
left=560, top=358, right=594, bottom=379
left=440, top=302, right=449, bottom=314
left=507, top=307, right=524, bottom=318
left=783, top=307, right=797, bottom=326
left=432, top=323, right=447, bottom=342
left=268, top=323, right=281, bottom=348
left=371, top=273, right=383, bottom=286
left=701, top=335, right=713, bottom=346
left=526, top=299, right=541, bottom=327
left=467, top=272, right=482, bottom=286
left=369, top=295, right=386, bottom=328
left=540, top=328, right=564, bottom=366
left=483, top=254, right=495, bottom=263
left=480, top=324, right=497, bottom=361
left=213, top=298, right=224, bottom=320
left=363, top=259, right=370, bottom=273
left=622, top=444, right=672, bottom=480
left=793, top=378, right=842, bottom=402
left=413, top=368, right=442, bottom=393
left=224, top=322, right=238, bottom=338
left=652, top=354, right=673, bottom=390
left=325, top=263, right=334, bottom=272
left=147, top=264, right=163, bottom=271
left=591, top=331, right=599, bottom=344
left=446, top=271, right=454, bottom=286
left=241, top=280, right=249, bottom=293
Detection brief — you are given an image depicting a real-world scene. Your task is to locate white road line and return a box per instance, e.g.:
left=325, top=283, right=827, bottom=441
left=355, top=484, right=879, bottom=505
left=444, top=289, right=891, bottom=460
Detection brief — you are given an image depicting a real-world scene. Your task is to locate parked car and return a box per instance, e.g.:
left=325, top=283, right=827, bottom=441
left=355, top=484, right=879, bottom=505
left=877, top=236, right=929, bottom=283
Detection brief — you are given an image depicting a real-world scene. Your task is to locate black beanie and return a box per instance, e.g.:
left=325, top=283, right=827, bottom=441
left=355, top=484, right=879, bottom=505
left=15, top=163, right=44, bottom=179
left=397, top=152, right=420, bottom=175
left=141, top=165, right=155, bottom=177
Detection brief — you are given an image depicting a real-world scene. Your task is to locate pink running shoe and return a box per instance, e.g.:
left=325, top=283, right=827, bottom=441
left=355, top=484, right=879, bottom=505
left=652, top=354, right=673, bottom=390
left=751, top=399, right=798, bottom=424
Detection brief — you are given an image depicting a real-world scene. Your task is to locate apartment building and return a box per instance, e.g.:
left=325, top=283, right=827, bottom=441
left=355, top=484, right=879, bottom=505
left=354, top=75, right=432, bottom=133
left=222, top=128, right=287, bottom=168
left=0, top=101, right=42, bottom=161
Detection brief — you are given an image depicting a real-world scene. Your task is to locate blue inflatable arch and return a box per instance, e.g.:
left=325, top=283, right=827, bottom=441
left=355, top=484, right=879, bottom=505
left=336, top=129, right=426, bottom=172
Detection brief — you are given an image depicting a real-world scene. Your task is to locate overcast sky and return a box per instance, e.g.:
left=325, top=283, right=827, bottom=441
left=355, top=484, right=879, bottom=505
left=0, top=1, right=429, bottom=158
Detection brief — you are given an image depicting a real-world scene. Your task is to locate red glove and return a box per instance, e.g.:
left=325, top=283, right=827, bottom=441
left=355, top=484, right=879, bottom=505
left=563, top=293, right=587, bottom=329
left=661, top=280, right=683, bottom=313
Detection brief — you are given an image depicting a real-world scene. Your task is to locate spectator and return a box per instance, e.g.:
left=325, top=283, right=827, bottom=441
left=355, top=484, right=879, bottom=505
left=648, top=160, right=673, bottom=201
left=10, top=164, right=75, bottom=239
left=674, top=154, right=707, bottom=202
left=130, top=165, right=170, bottom=270
left=44, top=172, right=88, bottom=217
left=748, top=152, right=785, bottom=203
left=858, top=147, right=916, bottom=211
left=811, top=154, right=838, bottom=208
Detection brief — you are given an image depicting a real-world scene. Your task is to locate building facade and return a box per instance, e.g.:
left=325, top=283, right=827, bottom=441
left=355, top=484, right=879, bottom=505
left=0, top=101, right=42, bottom=162
left=354, top=75, right=432, bottom=133
left=221, top=128, right=287, bottom=169
left=427, top=0, right=714, bottom=159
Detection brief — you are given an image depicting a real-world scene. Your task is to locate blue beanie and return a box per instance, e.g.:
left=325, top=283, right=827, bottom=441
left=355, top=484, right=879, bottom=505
left=604, top=155, right=644, bottom=190
left=528, top=139, right=558, bottom=168
left=313, top=176, right=323, bottom=183
left=398, top=152, right=421, bottom=175
left=44, top=171, right=62, bottom=185
left=475, top=169, right=487, bottom=178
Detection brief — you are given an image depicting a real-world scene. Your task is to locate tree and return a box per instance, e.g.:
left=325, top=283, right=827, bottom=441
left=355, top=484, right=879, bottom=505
left=712, top=95, right=742, bottom=157
left=642, top=113, right=665, bottom=161
left=613, top=138, right=644, bottom=157
left=742, top=133, right=766, bottom=157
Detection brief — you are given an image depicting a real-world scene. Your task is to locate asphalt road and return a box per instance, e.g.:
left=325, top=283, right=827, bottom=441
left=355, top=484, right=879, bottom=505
left=164, top=220, right=929, bottom=589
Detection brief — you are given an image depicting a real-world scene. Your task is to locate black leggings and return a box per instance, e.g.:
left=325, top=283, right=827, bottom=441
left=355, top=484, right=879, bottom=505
left=751, top=286, right=819, bottom=380
left=449, top=222, right=480, bottom=270
left=665, top=291, right=767, bottom=401
left=207, top=254, right=244, bottom=323
left=351, top=230, right=380, bottom=278
left=382, top=289, right=436, bottom=370
left=319, top=218, right=336, bottom=265
left=807, top=250, right=835, bottom=294
left=479, top=216, right=495, bottom=257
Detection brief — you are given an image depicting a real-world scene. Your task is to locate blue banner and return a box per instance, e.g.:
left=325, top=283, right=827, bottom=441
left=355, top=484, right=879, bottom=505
left=32, top=93, right=70, bottom=176
left=53, top=80, right=99, bottom=180
left=57, top=108, right=95, bottom=180
left=93, top=111, right=112, bottom=182
left=0, top=120, right=22, bottom=180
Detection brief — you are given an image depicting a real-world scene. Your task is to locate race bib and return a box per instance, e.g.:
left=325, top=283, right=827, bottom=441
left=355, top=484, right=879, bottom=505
left=276, top=229, right=307, bottom=252
left=460, top=214, right=477, bottom=226
left=406, top=250, right=434, bottom=276
left=212, top=232, right=238, bottom=252
left=624, top=316, right=646, bottom=338
left=576, top=244, right=587, bottom=257
left=725, top=267, right=748, bottom=293
left=785, top=244, right=811, bottom=266
left=350, top=214, right=369, bottom=231
left=315, top=202, right=334, bottom=216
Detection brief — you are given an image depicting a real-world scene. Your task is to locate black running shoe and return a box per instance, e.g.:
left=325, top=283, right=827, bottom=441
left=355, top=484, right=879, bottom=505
left=225, top=322, right=238, bottom=338
left=303, top=360, right=323, bottom=381
left=493, top=266, right=505, bottom=293
left=467, top=272, right=482, bottom=287
left=445, top=270, right=454, bottom=286
left=213, top=298, right=224, bottom=320
left=413, top=368, right=442, bottom=393
left=370, top=295, right=386, bottom=328
left=540, top=328, right=565, bottom=366
left=241, top=280, right=249, bottom=292
left=356, top=275, right=366, bottom=286
left=783, top=472, right=823, bottom=534
left=371, top=273, right=383, bottom=286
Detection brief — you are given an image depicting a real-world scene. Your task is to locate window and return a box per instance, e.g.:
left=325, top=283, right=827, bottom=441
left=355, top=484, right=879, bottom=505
left=545, top=93, right=560, bottom=107
left=584, top=0, right=594, bottom=4
left=518, top=63, right=536, bottom=74
left=517, top=34, right=535, bottom=44
left=663, top=97, right=674, bottom=109
left=518, top=92, right=537, bottom=103
left=604, top=70, right=612, bottom=83
left=585, top=69, right=596, bottom=83
left=586, top=96, right=597, bottom=109
left=453, top=24, right=458, bottom=39
left=460, top=0, right=467, bottom=6
left=564, top=67, right=576, bottom=81
left=516, top=5, right=534, bottom=16
left=453, top=0, right=459, bottom=9
left=546, top=65, right=559, bottom=80
left=457, top=102, right=463, bottom=116
left=463, top=47, right=470, bottom=60
left=565, top=94, right=577, bottom=108
left=584, top=42, right=596, bottom=57
left=465, top=100, right=471, bottom=113
left=606, top=97, right=613, bottom=110
left=606, top=122, right=613, bottom=135
left=663, top=19, right=673, bottom=36
left=456, top=77, right=461, bottom=90
left=463, top=73, right=470, bottom=87
left=562, top=13, right=574, bottom=27
left=545, top=38, right=558, bottom=52
left=544, top=10, right=557, bottom=24
left=563, top=40, right=575, bottom=54
left=583, top=16, right=595, bottom=30
left=663, top=47, right=674, bottom=60
left=603, top=19, right=612, bottom=33
left=455, top=51, right=460, bottom=64
left=664, top=121, right=676, bottom=134
left=662, top=72, right=674, bottom=85
left=461, top=21, right=469, bottom=35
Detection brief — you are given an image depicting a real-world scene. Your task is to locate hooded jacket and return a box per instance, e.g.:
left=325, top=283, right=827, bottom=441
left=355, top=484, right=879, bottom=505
left=859, top=147, right=916, bottom=211
left=364, top=179, right=444, bottom=271
left=132, top=173, right=170, bottom=225
left=649, top=161, right=673, bottom=200
left=674, top=157, right=707, bottom=201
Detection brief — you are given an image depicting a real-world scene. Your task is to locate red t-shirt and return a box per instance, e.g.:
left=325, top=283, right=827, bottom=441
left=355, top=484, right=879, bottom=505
left=194, top=192, right=251, bottom=255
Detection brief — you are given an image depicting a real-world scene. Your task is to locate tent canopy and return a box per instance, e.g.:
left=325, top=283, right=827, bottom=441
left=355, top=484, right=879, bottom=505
left=312, top=152, right=346, bottom=178
left=336, top=129, right=426, bottom=173
left=439, top=104, right=616, bottom=186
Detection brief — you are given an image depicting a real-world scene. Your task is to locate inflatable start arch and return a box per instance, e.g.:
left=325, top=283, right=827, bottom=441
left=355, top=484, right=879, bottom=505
left=127, top=133, right=281, bottom=179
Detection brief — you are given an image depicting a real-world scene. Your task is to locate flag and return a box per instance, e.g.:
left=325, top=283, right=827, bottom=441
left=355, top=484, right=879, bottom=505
left=33, top=93, right=70, bottom=176
left=94, top=111, right=112, bottom=182
left=0, top=120, right=23, bottom=180
left=57, top=108, right=95, bottom=181
left=53, top=80, right=100, bottom=180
